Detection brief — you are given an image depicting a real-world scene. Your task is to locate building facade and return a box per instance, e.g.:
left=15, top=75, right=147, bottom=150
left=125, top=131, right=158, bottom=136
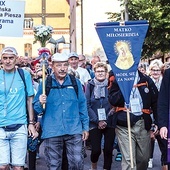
left=69, top=0, right=121, bottom=60
left=0, top=0, right=70, bottom=58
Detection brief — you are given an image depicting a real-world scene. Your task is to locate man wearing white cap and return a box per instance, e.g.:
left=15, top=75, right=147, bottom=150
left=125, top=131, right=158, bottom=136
left=33, top=52, right=89, bottom=170
left=0, top=47, right=38, bottom=170
left=68, top=52, right=91, bottom=87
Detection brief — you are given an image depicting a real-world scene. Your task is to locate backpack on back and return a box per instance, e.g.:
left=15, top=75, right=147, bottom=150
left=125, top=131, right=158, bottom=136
left=45, top=74, right=78, bottom=98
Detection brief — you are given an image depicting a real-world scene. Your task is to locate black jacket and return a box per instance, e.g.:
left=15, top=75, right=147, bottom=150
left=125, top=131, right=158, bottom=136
left=157, top=68, right=170, bottom=129
left=108, top=71, right=158, bottom=130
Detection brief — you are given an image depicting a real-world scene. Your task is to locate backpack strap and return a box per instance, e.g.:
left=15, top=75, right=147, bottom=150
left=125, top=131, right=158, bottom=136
left=45, top=75, right=52, bottom=97
left=18, top=68, right=27, bottom=93
left=17, top=68, right=29, bottom=121
left=69, top=74, right=78, bottom=98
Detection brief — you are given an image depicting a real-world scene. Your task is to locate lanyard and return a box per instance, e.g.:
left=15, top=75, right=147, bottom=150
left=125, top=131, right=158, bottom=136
left=131, top=74, right=140, bottom=98
left=131, top=86, right=137, bottom=98
left=3, top=69, right=16, bottom=116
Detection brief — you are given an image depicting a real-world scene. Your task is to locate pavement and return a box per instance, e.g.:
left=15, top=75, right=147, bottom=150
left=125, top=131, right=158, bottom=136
left=35, top=140, right=162, bottom=170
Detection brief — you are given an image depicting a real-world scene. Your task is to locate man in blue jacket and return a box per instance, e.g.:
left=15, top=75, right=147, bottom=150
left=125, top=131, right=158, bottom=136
left=33, top=52, right=89, bottom=170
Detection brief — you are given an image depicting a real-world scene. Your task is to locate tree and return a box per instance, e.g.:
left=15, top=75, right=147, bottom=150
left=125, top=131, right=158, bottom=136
left=106, top=0, right=170, bottom=58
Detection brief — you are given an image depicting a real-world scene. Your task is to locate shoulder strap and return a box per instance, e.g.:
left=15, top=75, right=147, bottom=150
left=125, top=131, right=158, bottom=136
left=69, top=74, right=78, bottom=97
left=18, top=68, right=27, bottom=94
left=45, top=75, right=52, bottom=96
left=17, top=68, right=29, bottom=121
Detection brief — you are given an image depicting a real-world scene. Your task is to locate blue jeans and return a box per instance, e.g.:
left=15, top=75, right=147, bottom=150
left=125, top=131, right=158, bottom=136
left=44, top=134, right=83, bottom=170
left=0, top=124, right=27, bottom=166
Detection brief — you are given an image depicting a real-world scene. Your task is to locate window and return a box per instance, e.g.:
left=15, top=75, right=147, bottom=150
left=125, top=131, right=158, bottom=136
left=24, top=18, right=33, bottom=29
left=24, top=44, right=32, bottom=57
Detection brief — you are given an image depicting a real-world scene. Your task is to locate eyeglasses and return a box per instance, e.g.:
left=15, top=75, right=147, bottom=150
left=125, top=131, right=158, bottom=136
left=95, top=70, right=106, bottom=73
left=79, top=59, right=85, bottom=62
left=151, top=69, right=161, bottom=72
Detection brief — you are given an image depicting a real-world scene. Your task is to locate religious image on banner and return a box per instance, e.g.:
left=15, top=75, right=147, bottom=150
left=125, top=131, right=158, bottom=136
left=114, top=40, right=134, bottom=70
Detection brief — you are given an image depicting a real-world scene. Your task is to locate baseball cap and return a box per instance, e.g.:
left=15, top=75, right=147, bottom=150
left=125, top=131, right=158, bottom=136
left=1, top=47, right=18, bottom=56
left=68, top=52, right=78, bottom=58
left=51, top=52, right=68, bottom=62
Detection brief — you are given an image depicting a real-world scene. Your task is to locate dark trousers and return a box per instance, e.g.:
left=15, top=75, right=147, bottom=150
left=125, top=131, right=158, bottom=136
left=62, top=143, right=68, bottom=170
left=156, top=135, right=170, bottom=166
left=89, top=127, right=115, bottom=170
left=29, top=151, right=36, bottom=170
left=150, top=139, right=155, bottom=158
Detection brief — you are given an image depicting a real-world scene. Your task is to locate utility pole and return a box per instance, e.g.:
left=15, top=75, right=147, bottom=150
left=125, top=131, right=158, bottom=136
left=120, top=0, right=129, bottom=21
left=80, top=0, right=84, bottom=54
left=124, top=0, right=129, bottom=21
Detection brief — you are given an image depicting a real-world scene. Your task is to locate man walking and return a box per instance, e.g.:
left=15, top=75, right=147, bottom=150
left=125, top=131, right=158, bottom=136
left=0, top=47, right=37, bottom=170
left=33, top=52, right=89, bottom=170
left=108, top=70, right=158, bottom=170
left=68, top=52, right=91, bottom=87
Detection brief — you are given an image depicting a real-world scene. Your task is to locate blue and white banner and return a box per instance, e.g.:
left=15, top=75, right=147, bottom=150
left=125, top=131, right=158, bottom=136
left=95, top=21, right=149, bottom=106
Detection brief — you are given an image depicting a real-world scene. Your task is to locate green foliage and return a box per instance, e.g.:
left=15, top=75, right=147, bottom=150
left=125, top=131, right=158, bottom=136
left=106, top=0, right=170, bottom=58
left=105, top=12, right=121, bottom=21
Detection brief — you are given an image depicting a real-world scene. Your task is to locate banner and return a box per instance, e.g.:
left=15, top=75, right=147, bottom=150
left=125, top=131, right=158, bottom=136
left=0, top=0, right=25, bottom=37
left=95, top=21, right=149, bottom=106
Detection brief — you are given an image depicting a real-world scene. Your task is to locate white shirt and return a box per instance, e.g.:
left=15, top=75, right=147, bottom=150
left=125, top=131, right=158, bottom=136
left=70, top=66, right=91, bottom=86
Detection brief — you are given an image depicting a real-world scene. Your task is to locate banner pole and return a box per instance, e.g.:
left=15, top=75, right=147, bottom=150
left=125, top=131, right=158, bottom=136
left=126, top=107, right=134, bottom=168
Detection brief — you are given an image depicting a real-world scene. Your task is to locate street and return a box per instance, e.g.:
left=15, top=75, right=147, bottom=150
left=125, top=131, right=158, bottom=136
left=36, top=140, right=162, bottom=170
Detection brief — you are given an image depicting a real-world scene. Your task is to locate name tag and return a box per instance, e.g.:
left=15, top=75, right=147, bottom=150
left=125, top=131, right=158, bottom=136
left=97, top=108, right=106, bottom=120
left=130, top=98, right=141, bottom=113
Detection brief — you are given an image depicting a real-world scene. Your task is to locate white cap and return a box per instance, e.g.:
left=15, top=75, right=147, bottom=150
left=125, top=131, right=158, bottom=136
left=51, top=52, right=68, bottom=62
left=1, top=47, right=18, bottom=56
left=68, top=52, right=78, bottom=58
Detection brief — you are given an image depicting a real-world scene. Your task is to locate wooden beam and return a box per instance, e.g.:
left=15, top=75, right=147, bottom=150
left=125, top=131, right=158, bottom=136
left=24, top=13, right=65, bottom=18
left=24, top=0, right=65, bottom=25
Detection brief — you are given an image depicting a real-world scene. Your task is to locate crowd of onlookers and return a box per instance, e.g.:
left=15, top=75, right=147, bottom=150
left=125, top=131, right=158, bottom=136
left=1, top=46, right=170, bottom=170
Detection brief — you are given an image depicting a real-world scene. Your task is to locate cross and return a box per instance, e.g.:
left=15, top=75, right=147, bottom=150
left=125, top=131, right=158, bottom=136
left=24, top=0, right=65, bottom=25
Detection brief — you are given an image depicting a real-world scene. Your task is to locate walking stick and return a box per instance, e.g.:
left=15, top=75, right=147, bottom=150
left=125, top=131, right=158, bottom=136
left=37, top=48, right=51, bottom=109
left=42, top=55, right=46, bottom=109
left=126, top=105, right=134, bottom=168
